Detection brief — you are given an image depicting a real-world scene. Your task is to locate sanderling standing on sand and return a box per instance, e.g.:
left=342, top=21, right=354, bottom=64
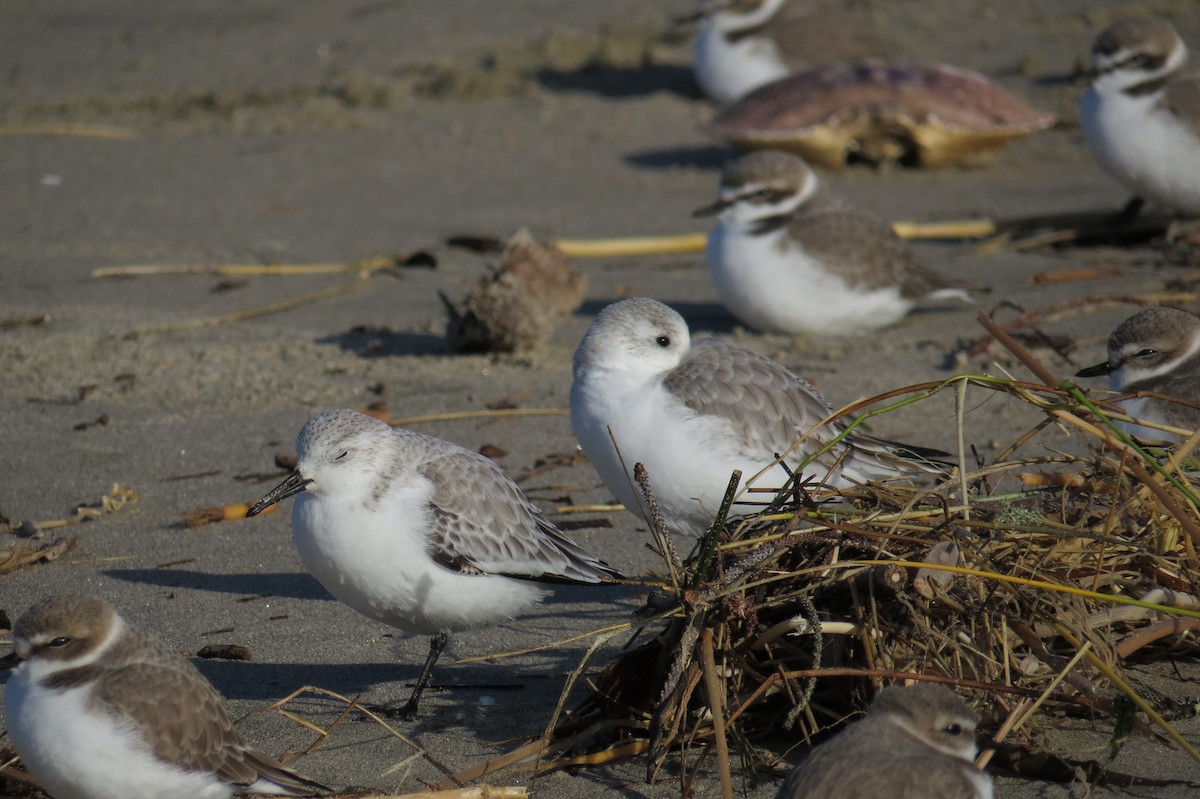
left=1079, top=16, right=1200, bottom=216
left=775, top=683, right=992, bottom=799
left=3, top=594, right=327, bottom=799
left=1076, top=307, right=1200, bottom=443
left=247, top=408, right=621, bottom=717
left=570, top=297, right=949, bottom=536
left=696, top=150, right=986, bottom=336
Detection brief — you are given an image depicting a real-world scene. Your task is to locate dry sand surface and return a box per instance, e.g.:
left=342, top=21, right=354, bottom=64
left=1, top=1, right=1199, bottom=797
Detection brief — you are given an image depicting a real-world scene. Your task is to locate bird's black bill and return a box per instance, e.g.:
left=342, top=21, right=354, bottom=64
left=692, top=198, right=732, bottom=217
left=1076, top=361, right=1115, bottom=378
left=0, top=650, right=21, bottom=670
left=246, top=470, right=311, bottom=517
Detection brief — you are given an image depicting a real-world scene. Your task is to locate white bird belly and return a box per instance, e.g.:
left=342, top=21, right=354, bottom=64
left=694, top=26, right=788, bottom=105
left=1080, top=88, right=1200, bottom=215
left=707, top=226, right=911, bottom=335
left=292, top=492, right=543, bottom=636
left=572, top=373, right=792, bottom=535
left=5, top=674, right=229, bottom=799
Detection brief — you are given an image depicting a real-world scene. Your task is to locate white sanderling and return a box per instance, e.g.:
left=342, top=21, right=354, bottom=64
left=696, top=150, right=986, bottom=336
left=1076, top=306, right=1200, bottom=443
left=247, top=408, right=621, bottom=717
left=570, top=297, right=950, bottom=536
left=3, top=594, right=327, bottom=799
left=775, top=683, right=992, bottom=799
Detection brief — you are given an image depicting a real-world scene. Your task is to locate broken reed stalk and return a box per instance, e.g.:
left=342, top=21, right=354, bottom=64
left=555, top=219, right=996, bottom=259
left=699, top=628, right=734, bottom=799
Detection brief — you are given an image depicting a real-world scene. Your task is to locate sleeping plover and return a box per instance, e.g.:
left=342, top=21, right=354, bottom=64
left=775, top=683, right=992, bottom=799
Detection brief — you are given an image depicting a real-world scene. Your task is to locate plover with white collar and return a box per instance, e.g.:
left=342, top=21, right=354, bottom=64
left=696, top=150, right=986, bottom=336
left=1079, top=16, right=1200, bottom=216
left=3, top=595, right=327, bottom=799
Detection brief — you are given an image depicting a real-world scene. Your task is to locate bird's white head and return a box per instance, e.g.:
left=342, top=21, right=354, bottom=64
left=574, top=298, right=692, bottom=379
left=247, top=409, right=397, bottom=516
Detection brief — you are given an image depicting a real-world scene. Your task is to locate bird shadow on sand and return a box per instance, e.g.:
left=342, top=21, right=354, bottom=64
left=316, top=326, right=445, bottom=358
left=624, top=144, right=735, bottom=171
left=105, top=568, right=333, bottom=601
left=537, top=63, right=701, bottom=99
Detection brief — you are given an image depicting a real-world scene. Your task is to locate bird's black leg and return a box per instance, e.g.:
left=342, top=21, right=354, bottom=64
left=386, top=633, right=448, bottom=719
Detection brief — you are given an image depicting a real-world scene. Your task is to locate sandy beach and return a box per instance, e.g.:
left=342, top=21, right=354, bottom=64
left=1, top=1, right=1199, bottom=796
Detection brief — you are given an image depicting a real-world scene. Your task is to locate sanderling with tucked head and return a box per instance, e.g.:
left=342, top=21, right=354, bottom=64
left=1079, top=16, right=1200, bottom=216
left=1076, top=307, right=1200, bottom=443
left=691, top=0, right=890, bottom=105
left=775, top=683, right=992, bottom=799
left=569, top=298, right=950, bottom=536
left=246, top=408, right=621, bottom=717
left=3, top=595, right=327, bottom=799
left=695, top=150, right=986, bottom=336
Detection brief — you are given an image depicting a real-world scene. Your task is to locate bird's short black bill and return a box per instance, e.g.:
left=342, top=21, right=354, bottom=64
left=246, top=470, right=311, bottom=517
left=692, top=198, right=732, bottom=217
left=1076, top=361, right=1115, bottom=378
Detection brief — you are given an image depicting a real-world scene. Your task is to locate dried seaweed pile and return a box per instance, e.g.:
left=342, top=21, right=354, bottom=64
left=517, top=348, right=1200, bottom=788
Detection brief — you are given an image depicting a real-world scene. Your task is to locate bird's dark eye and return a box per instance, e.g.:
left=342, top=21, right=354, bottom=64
left=334, top=450, right=349, bottom=461
left=1135, top=348, right=1157, bottom=358
left=655, top=335, right=671, bottom=348
left=944, top=723, right=963, bottom=736
left=48, top=637, right=71, bottom=648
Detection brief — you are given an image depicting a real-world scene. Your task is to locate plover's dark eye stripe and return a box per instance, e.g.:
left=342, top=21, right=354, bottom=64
left=744, top=188, right=792, bottom=205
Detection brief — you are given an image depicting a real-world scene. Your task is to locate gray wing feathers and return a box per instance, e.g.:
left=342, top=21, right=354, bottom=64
left=785, top=206, right=982, bottom=298
left=669, top=340, right=948, bottom=481
left=666, top=339, right=838, bottom=461
left=420, top=450, right=620, bottom=583
left=1164, top=69, right=1200, bottom=135
left=92, top=631, right=324, bottom=794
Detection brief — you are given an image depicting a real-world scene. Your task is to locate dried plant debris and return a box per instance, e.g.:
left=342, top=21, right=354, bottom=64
left=442, top=229, right=586, bottom=354
left=7, top=484, right=138, bottom=541
left=183, top=499, right=278, bottom=528
left=0, top=537, right=77, bottom=576
left=196, top=643, right=253, bottom=661
left=466, top=362, right=1200, bottom=789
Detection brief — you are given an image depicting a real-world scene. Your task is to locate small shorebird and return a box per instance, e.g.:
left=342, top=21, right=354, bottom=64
left=247, top=408, right=621, bottom=717
left=3, top=595, right=327, bottom=799
left=696, top=150, right=986, bottom=336
left=570, top=297, right=950, bottom=536
left=1079, top=16, right=1200, bottom=216
left=1076, top=307, right=1200, bottom=443
left=691, top=0, right=891, bottom=105
left=775, top=683, right=992, bottom=799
